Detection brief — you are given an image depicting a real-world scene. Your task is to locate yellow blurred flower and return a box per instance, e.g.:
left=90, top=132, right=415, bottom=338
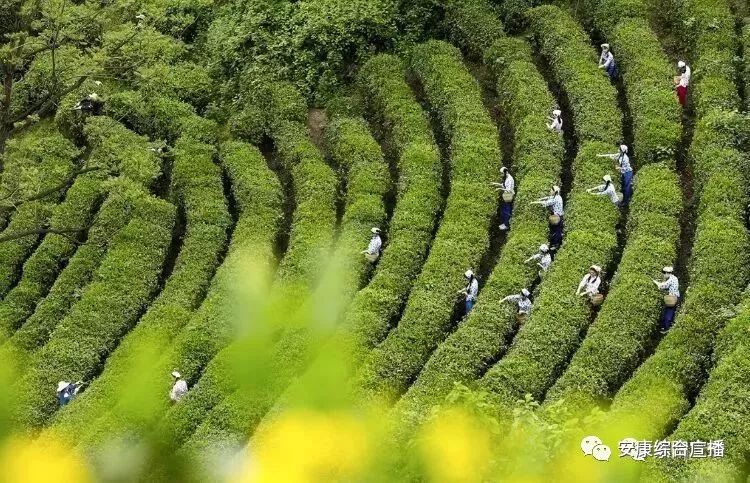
left=232, top=410, right=370, bottom=483
left=0, top=435, right=91, bottom=483
left=418, top=408, right=493, bottom=483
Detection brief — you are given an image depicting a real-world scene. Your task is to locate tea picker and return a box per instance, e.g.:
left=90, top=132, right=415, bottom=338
left=490, top=167, right=515, bottom=231
left=170, top=371, right=188, bottom=403
left=362, top=227, right=382, bottom=263
left=576, top=265, right=603, bottom=305
left=598, top=43, right=617, bottom=78
left=502, top=288, right=533, bottom=324
left=457, top=270, right=479, bottom=315
left=598, top=144, right=632, bottom=204
left=547, top=109, right=563, bottom=134
left=530, top=185, right=564, bottom=250
left=674, top=61, right=691, bottom=106
left=586, top=174, right=621, bottom=208
left=56, top=380, right=85, bottom=407
left=525, top=244, right=552, bottom=273
left=653, top=266, right=679, bottom=332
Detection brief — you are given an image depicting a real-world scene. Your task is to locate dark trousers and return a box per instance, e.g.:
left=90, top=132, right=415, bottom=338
left=549, top=217, right=564, bottom=248
left=622, top=170, right=633, bottom=205
left=661, top=305, right=676, bottom=331
left=606, top=61, right=618, bottom=78
left=500, top=201, right=513, bottom=226
left=465, top=299, right=475, bottom=315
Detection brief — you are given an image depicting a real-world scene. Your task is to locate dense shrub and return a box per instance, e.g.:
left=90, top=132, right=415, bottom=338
left=52, top=141, right=282, bottom=448
left=443, top=0, right=504, bottom=59
left=171, top=116, right=389, bottom=457
left=12, top=193, right=175, bottom=429
left=390, top=36, right=563, bottom=439
left=353, top=40, right=500, bottom=402
left=47, top=137, right=230, bottom=445
left=0, top=172, right=106, bottom=338
left=134, top=62, right=215, bottom=110
left=526, top=5, right=622, bottom=145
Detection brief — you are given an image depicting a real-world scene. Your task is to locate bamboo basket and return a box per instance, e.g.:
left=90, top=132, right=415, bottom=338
left=590, top=293, right=604, bottom=306
left=549, top=214, right=561, bottom=225
left=365, top=253, right=379, bottom=263
left=502, top=192, right=514, bottom=203
left=664, top=294, right=678, bottom=307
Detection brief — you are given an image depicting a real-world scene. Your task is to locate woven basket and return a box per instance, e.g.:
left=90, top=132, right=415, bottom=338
left=590, top=293, right=604, bottom=306
left=664, top=294, right=678, bottom=307
left=365, top=253, right=379, bottom=263
left=549, top=214, right=561, bottom=225
left=502, top=192, right=514, bottom=203
left=515, top=313, right=527, bottom=324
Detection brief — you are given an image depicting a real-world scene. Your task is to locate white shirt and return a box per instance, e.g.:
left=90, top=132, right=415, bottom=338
left=501, top=173, right=515, bottom=194
left=505, top=294, right=532, bottom=314
left=600, top=51, right=614, bottom=68
left=367, top=235, right=382, bottom=255
left=541, top=194, right=564, bottom=216
left=529, top=252, right=552, bottom=271
left=549, top=116, right=563, bottom=134
left=578, top=274, right=601, bottom=296
left=615, top=152, right=632, bottom=173
left=170, top=379, right=188, bottom=402
left=593, top=183, right=620, bottom=205
left=466, top=278, right=479, bottom=301
left=679, top=66, right=691, bottom=87
left=657, top=275, right=680, bottom=297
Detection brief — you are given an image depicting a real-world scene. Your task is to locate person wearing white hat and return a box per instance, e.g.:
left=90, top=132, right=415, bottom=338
left=531, top=185, right=565, bottom=250
left=362, top=227, right=382, bottom=262
left=598, top=144, right=633, bottom=204
left=56, top=380, right=84, bottom=407
left=525, top=244, right=552, bottom=273
left=458, top=269, right=479, bottom=315
left=653, top=266, right=680, bottom=332
left=502, top=288, right=533, bottom=317
left=170, top=371, right=188, bottom=403
left=491, top=167, right=515, bottom=231
left=576, top=265, right=603, bottom=298
left=598, top=44, right=617, bottom=78
left=547, top=109, right=563, bottom=134
left=674, top=61, right=691, bottom=106
left=587, top=174, right=621, bottom=207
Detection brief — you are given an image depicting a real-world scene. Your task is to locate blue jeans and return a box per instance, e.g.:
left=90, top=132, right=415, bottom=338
left=622, top=170, right=633, bottom=205
left=465, top=299, right=475, bottom=315
left=661, top=306, right=676, bottom=331
left=606, top=60, right=618, bottom=78
left=500, top=201, right=512, bottom=227
left=549, top=217, right=564, bottom=248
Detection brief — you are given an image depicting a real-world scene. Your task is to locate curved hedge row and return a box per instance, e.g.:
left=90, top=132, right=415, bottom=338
left=56, top=141, right=283, bottom=449
left=11, top=192, right=176, bottom=429
left=172, top=115, right=389, bottom=458
left=475, top=5, right=622, bottom=411
left=443, top=0, right=504, bottom=59
left=526, top=5, right=622, bottom=145
left=389, top=36, right=563, bottom=439
left=0, top=171, right=106, bottom=338
left=353, top=40, right=501, bottom=402
left=46, top=137, right=230, bottom=444
left=606, top=0, right=750, bottom=461
left=641, top=295, right=750, bottom=482
left=0, top=132, right=79, bottom=298
left=542, top=14, right=682, bottom=416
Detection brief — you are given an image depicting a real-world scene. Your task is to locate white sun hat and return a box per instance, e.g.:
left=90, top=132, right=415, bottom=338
left=540, top=244, right=549, bottom=252
left=620, top=144, right=628, bottom=152
left=677, top=60, right=686, bottom=68
left=464, top=269, right=474, bottom=278
left=171, top=371, right=181, bottom=379
left=521, top=288, right=531, bottom=297
left=662, top=266, right=674, bottom=273
left=552, top=185, right=561, bottom=194
left=603, top=174, right=612, bottom=182
left=553, top=109, right=562, bottom=116
left=371, top=227, right=381, bottom=234
left=601, top=43, right=610, bottom=50
left=57, top=381, right=69, bottom=393
left=590, top=265, right=602, bottom=273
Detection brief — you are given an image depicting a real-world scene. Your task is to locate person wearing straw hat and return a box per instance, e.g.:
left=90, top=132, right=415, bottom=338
left=576, top=265, right=603, bottom=299
left=170, top=371, right=188, bottom=403
left=531, top=185, right=564, bottom=250
left=674, top=61, right=691, bottom=106
left=56, top=380, right=84, bottom=407
left=547, top=109, right=563, bottom=134
left=491, top=167, right=515, bottom=231
left=653, top=266, right=680, bottom=332
left=457, top=269, right=479, bottom=315
left=525, top=244, right=552, bottom=273
left=598, top=144, right=633, bottom=204
left=598, top=44, right=617, bottom=78
left=502, top=288, right=533, bottom=323
left=362, top=227, right=382, bottom=262
left=587, top=174, right=621, bottom=207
